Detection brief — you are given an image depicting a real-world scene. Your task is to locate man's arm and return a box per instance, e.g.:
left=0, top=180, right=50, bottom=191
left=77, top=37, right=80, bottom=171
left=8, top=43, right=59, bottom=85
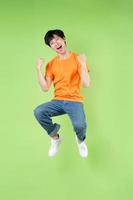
left=77, top=54, right=91, bottom=87
left=36, top=58, right=52, bottom=92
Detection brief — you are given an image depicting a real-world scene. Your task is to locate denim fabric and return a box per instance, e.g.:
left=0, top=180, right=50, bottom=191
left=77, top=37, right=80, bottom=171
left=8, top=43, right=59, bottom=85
left=34, top=100, right=87, bottom=141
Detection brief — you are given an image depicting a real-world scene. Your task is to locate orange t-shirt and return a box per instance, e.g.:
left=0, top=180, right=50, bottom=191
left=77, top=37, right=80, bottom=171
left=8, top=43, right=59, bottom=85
left=44, top=52, right=90, bottom=103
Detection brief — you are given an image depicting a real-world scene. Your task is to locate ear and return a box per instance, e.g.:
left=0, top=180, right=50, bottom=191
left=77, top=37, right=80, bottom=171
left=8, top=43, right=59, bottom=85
left=64, top=38, right=66, bottom=44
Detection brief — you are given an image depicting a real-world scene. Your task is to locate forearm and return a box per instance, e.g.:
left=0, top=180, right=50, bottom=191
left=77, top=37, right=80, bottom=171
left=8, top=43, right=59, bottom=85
left=36, top=68, right=49, bottom=91
left=80, top=63, right=91, bottom=87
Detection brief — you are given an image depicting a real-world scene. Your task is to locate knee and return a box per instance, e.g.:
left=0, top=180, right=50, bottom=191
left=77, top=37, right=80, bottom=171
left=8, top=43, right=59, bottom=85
left=33, top=106, right=43, bottom=121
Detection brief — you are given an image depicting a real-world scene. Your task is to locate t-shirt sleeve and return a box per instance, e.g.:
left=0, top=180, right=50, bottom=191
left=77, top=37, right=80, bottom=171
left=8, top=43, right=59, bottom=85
left=44, top=62, right=54, bottom=80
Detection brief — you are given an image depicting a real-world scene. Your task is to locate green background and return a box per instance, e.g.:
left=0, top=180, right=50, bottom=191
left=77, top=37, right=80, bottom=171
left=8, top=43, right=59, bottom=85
left=0, top=0, right=133, bottom=199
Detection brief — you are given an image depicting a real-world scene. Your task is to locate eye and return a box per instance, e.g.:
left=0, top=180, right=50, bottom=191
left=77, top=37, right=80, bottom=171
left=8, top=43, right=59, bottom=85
left=55, top=38, right=59, bottom=42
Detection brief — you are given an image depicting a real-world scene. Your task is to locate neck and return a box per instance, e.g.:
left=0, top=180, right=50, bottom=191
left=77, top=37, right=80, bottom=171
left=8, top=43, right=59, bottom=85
left=58, top=49, right=71, bottom=60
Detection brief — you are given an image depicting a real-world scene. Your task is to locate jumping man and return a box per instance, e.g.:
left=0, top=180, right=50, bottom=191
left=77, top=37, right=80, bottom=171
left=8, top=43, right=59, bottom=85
left=34, top=29, right=91, bottom=158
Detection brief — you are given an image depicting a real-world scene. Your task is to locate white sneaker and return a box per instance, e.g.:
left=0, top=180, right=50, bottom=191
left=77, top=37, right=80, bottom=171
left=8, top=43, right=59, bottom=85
left=76, top=137, right=88, bottom=158
left=48, top=137, right=62, bottom=157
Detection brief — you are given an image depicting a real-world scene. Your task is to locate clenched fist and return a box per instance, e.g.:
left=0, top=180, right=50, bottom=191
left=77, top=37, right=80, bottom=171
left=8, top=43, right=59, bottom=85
left=77, top=54, right=87, bottom=65
left=36, top=58, right=45, bottom=70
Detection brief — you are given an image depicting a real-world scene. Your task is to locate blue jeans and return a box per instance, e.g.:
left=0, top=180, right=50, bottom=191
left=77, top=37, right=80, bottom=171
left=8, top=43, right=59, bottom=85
left=34, top=100, right=87, bottom=141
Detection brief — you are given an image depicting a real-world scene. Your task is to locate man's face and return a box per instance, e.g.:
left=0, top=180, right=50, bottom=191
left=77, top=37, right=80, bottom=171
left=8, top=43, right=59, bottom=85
left=49, top=34, right=66, bottom=54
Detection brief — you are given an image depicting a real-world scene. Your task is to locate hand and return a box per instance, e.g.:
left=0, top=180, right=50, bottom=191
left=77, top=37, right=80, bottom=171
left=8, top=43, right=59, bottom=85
left=77, top=54, right=87, bottom=65
left=36, top=58, right=45, bottom=70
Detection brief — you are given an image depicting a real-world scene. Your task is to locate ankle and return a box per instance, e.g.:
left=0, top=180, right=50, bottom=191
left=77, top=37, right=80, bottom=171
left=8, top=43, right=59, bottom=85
left=78, top=139, right=84, bottom=144
left=51, top=134, right=59, bottom=140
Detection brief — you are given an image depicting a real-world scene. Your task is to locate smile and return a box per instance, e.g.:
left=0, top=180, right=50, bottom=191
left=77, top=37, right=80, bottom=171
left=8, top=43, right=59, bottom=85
left=56, top=45, right=62, bottom=50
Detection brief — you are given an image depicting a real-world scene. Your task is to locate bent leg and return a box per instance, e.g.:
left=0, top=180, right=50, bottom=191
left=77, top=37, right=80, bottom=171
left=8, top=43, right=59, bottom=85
left=34, top=100, right=65, bottom=137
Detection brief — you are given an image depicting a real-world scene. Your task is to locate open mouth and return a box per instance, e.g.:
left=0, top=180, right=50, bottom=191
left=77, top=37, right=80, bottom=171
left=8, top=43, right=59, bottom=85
left=56, top=45, right=62, bottom=50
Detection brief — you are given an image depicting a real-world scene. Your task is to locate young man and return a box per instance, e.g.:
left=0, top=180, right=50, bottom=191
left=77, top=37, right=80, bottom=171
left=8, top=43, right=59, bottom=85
left=34, top=29, right=91, bottom=158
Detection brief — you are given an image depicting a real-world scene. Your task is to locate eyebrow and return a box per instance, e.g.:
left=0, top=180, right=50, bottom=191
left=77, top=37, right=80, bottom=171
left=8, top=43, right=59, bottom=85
left=50, top=36, right=59, bottom=44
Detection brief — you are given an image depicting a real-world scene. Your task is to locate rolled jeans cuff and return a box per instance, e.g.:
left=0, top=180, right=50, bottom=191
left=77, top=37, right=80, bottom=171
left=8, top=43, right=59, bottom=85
left=49, top=123, right=60, bottom=137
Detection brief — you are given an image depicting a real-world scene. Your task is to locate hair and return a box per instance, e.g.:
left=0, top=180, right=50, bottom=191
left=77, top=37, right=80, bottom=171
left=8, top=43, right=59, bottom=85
left=44, top=29, right=66, bottom=46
